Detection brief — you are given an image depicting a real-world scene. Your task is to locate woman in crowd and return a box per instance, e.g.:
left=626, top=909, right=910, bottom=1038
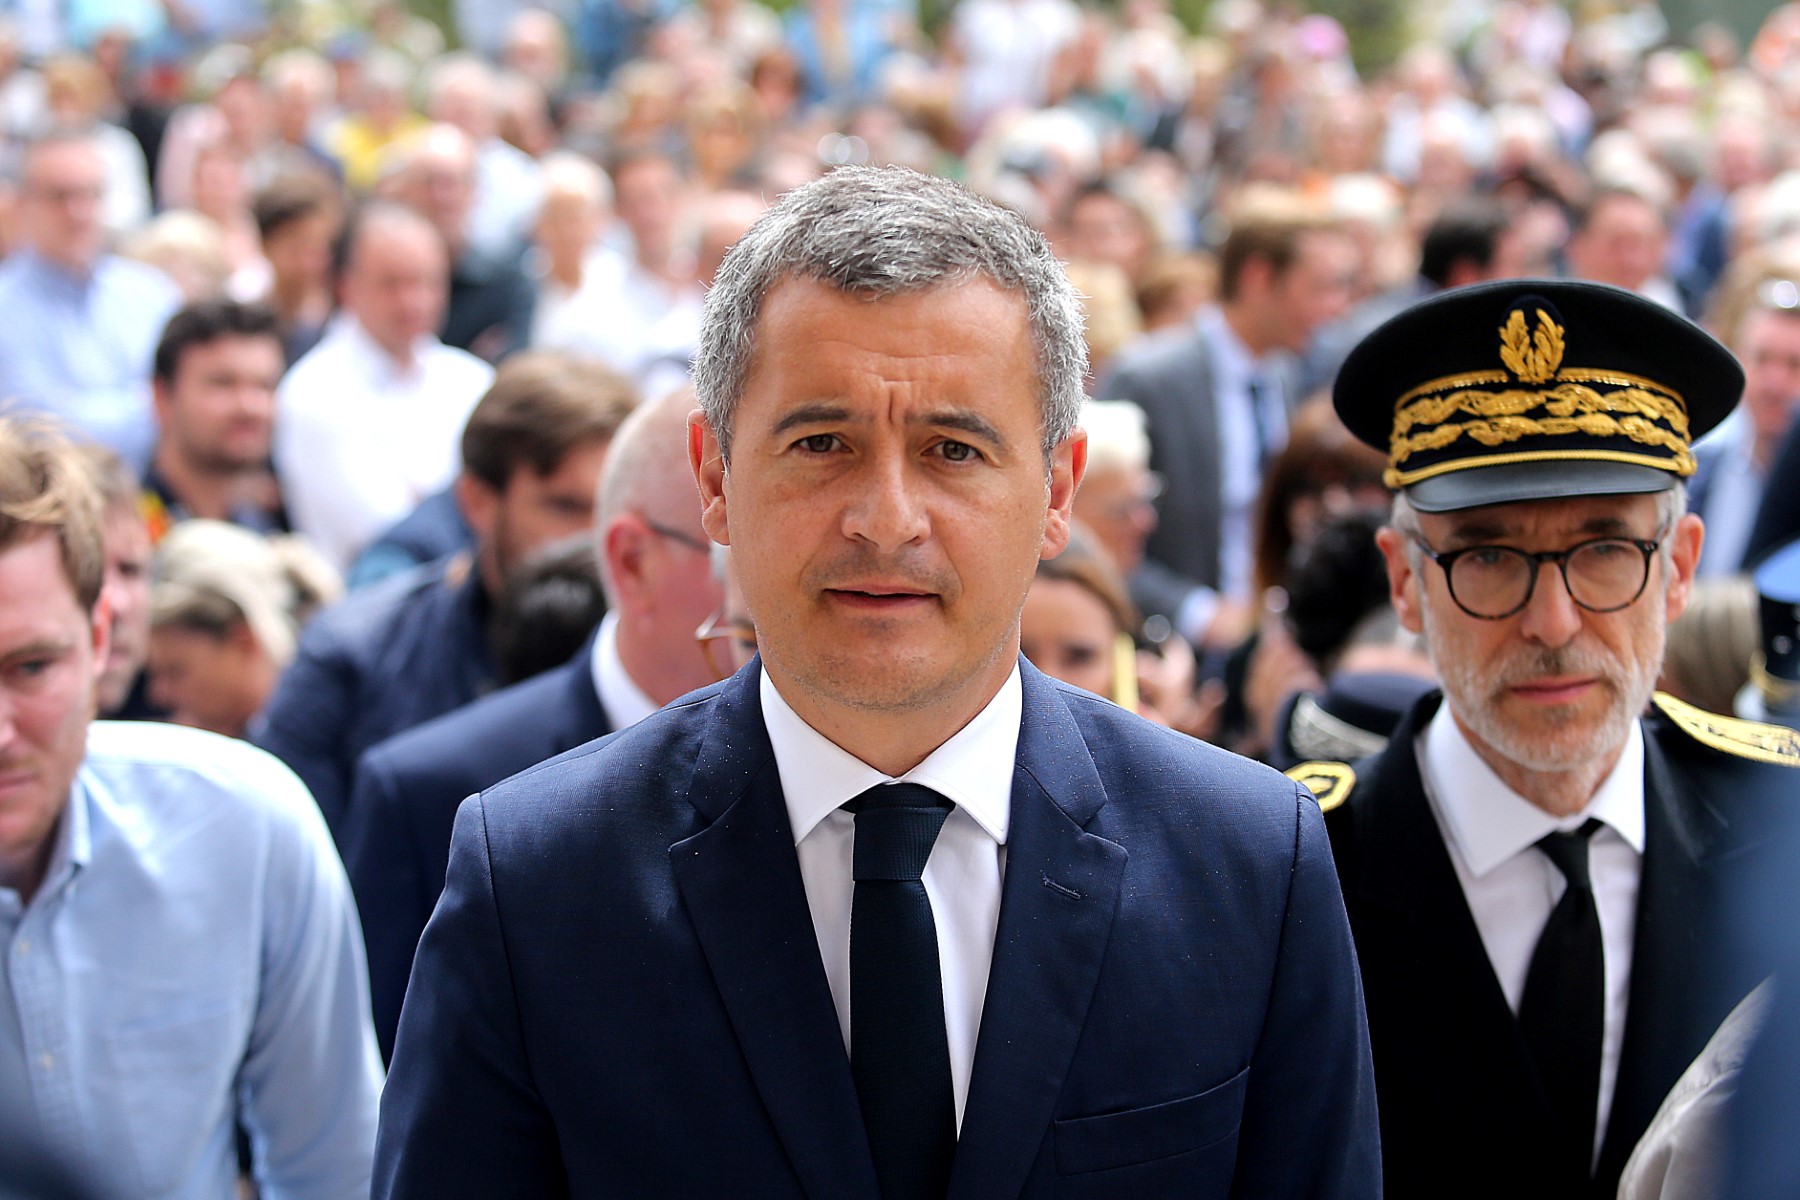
left=146, top=520, right=339, bottom=738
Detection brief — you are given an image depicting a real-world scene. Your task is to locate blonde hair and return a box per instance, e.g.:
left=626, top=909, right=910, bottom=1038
left=150, top=521, right=340, bottom=666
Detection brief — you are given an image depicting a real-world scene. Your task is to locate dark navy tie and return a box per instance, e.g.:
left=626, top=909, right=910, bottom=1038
left=846, top=782, right=957, bottom=1200
left=1519, top=817, right=1605, bottom=1175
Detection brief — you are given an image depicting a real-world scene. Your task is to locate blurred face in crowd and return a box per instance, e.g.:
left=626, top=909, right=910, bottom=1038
left=1072, top=461, right=1157, bottom=575
left=693, top=277, right=1083, bottom=765
left=1065, top=191, right=1154, bottom=284
left=261, top=208, right=337, bottom=296
left=534, top=187, right=606, bottom=275
left=95, top=505, right=151, bottom=714
left=154, top=333, right=284, bottom=475
left=1737, top=306, right=1800, bottom=460
left=341, top=215, right=449, bottom=361
left=1378, top=493, right=1699, bottom=802
left=0, top=533, right=107, bottom=902
left=612, top=155, right=683, bottom=265
left=400, top=136, right=477, bottom=253
left=1568, top=194, right=1666, bottom=294
left=1237, top=230, right=1357, bottom=356
left=465, top=438, right=612, bottom=597
left=145, top=621, right=271, bottom=738
left=1020, top=575, right=1117, bottom=699
left=20, top=138, right=107, bottom=272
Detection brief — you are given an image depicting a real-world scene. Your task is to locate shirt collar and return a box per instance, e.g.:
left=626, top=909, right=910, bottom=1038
left=335, top=313, right=439, bottom=386
left=761, top=664, right=1021, bottom=847
left=1422, top=699, right=1647, bottom=879
left=1198, top=305, right=1265, bottom=393
left=591, top=611, right=659, bottom=730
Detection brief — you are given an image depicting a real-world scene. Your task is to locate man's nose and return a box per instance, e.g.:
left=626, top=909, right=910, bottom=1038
left=1516, top=559, right=1584, bottom=647
left=841, top=454, right=929, bottom=551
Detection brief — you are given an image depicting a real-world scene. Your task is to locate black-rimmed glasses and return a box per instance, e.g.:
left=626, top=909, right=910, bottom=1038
left=1412, top=534, right=1663, bottom=620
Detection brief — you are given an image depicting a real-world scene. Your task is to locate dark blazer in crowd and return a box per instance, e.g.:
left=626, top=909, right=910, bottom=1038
left=1324, top=691, right=1783, bottom=1200
left=374, top=660, right=1380, bottom=1199
left=1745, top=417, right=1800, bottom=569
left=254, top=552, right=498, bottom=834
left=345, top=488, right=474, bottom=592
left=443, top=244, right=536, bottom=364
left=342, top=635, right=613, bottom=1061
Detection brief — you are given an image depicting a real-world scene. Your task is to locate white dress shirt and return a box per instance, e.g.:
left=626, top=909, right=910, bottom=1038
left=275, top=315, right=494, bottom=570
left=589, top=611, right=659, bottom=731
left=1418, top=702, right=1646, bottom=1161
left=761, top=666, right=1020, bottom=1130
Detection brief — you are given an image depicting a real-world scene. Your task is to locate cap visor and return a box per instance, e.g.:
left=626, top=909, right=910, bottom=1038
left=1406, top=460, right=1676, bottom=513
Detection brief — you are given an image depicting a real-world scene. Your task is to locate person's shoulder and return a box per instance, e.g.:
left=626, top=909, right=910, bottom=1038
left=84, top=720, right=325, bottom=834
left=473, top=679, right=729, bottom=838
left=303, top=556, right=457, bottom=648
left=1100, top=320, right=1207, bottom=381
left=97, top=254, right=179, bottom=306
left=365, top=656, right=584, bottom=783
left=426, top=339, right=497, bottom=384
left=1646, top=691, right=1800, bottom=777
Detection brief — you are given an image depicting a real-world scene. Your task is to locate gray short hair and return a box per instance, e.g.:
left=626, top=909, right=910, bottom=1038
left=692, top=166, right=1086, bottom=462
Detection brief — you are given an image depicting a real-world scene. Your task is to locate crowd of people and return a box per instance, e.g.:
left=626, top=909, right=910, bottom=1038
left=0, top=0, right=1798, bottom=1196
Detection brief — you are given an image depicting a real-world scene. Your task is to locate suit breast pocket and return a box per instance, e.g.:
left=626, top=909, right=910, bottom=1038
left=1052, top=1066, right=1247, bottom=1197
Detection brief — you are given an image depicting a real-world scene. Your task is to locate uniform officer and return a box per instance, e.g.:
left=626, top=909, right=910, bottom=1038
left=1289, top=279, right=1800, bottom=1200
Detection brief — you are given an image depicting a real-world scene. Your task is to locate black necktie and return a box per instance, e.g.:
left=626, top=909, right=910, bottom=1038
left=846, top=782, right=957, bottom=1200
left=1519, top=818, right=1605, bottom=1175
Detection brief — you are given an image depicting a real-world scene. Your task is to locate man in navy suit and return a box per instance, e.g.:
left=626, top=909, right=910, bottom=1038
left=374, top=166, right=1379, bottom=1199
left=341, top=386, right=723, bottom=1060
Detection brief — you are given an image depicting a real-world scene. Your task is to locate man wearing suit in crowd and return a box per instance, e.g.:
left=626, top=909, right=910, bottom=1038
left=342, top=386, right=723, bottom=1060
left=1294, top=279, right=1800, bottom=1199
left=255, top=353, right=637, bottom=831
left=1096, top=206, right=1356, bottom=646
left=374, top=166, right=1379, bottom=1199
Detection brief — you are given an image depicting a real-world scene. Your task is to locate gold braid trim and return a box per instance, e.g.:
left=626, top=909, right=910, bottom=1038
left=1391, top=410, right=1696, bottom=471
left=1392, top=382, right=1690, bottom=441
left=1652, top=692, right=1800, bottom=767
left=1386, top=449, right=1688, bottom=487
left=1283, top=761, right=1356, bottom=812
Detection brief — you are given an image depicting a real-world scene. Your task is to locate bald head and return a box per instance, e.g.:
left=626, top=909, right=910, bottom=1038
left=597, top=386, right=709, bottom=600
left=339, top=202, right=449, bottom=361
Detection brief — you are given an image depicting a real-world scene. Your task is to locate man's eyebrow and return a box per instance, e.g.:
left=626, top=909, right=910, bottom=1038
left=0, top=638, right=73, bottom=662
left=1440, top=520, right=1516, bottom=546
left=1576, top=515, right=1637, bottom=537
left=770, top=403, right=852, bottom=437
left=916, top=409, right=1005, bottom=446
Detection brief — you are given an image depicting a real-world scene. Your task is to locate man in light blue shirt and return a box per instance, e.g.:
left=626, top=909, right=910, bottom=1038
left=0, top=130, right=181, bottom=473
left=0, top=413, right=381, bottom=1198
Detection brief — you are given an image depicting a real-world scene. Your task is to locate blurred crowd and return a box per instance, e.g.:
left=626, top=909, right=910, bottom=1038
left=2, top=0, right=1800, bottom=1191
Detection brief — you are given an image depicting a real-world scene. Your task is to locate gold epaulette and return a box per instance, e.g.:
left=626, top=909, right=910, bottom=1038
left=1652, top=692, right=1800, bottom=768
left=1284, top=761, right=1356, bottom=812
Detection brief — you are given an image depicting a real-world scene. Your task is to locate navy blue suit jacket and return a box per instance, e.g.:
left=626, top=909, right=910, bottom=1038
left=343, top=638, right=613, bottom=1061
left=253, top=554, right=498, bottom=835
left=374, top=660, right=1380, bottom=1199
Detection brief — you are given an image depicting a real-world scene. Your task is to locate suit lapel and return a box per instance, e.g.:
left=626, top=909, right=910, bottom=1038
left=1596, top=732, right=1727, bottom=1184
left=668, top=666, right=878, bottom=1200
left=1349, top=697, right=1554, bottom=1165
left=561, top=635, right=612, bottom=749
left=947, top=666, right=1128, bottom=1200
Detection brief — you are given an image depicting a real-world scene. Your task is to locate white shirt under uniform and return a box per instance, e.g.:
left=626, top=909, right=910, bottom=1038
left=1417, top=701, right=1646, bottom=1164
left=761, top=665, right=1020, bottom=1131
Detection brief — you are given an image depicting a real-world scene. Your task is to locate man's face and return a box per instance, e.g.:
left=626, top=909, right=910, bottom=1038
left=20, top=141, right=107, bottom=272
left=1066, top=193, right=1150, bottom=280
left=1267, top=231, right=1357, bottom=354
left=1738, top=307, right=1800, bottom=453
left=693, top=277, right=1083, bottom=723
left=0, top=534, right=107, bottom=898
left=95, top=506, right=150, bottom=714
left=485, top=438, right=611, bottom=590
left=155, top=334, right=283, bottom=474
left=262, top=210, right=336, bottom=291
left=1569, top=196, right=1665, bottom=293
left=1071, top=461, right=1157, bottom=574
left=342, top=222, right=449, bottom=359
left=1378, top=492, right=1700, bottom=778
left=612, top=158, right=681, bottom=257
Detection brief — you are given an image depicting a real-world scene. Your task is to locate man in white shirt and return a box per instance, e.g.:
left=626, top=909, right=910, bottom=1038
left=1307, top=278, right=1800, bottom=1199
left=374, top=165, right=1378, bottom=1199
left=274, top=201, right=494, bottom=571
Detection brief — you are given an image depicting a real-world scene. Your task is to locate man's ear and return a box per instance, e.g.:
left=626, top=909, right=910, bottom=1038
left=1662, top=511, right=1704, bottom=624
left=690, top=410, right=730, bottom=547
left=1375, top=525, right=1425, bottom=635
left=1040, top=430, right=1089, bottom=560
left=88, top=590, right=111, bottom=686
left=602, top=514, right=653, bottom=615
left=454, top=472, right=501, bottom=542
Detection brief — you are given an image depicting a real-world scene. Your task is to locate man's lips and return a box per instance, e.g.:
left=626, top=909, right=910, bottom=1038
left=824, top=585, right=937, bottom=609
left=1506, top=676, right=1599, bottom=703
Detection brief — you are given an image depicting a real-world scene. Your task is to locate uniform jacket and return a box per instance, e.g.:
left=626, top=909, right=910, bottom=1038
left=342, top=637, right=612, bottom=1060
left=373, top=659, right=1381, bottom=1199
left=1315, top=690, right=1796, bottom=1200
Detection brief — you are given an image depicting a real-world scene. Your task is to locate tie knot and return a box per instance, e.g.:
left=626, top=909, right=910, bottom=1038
left=845, top=783, right=954, bottom=883
left=1535, top=818, right=1603, bottom=890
